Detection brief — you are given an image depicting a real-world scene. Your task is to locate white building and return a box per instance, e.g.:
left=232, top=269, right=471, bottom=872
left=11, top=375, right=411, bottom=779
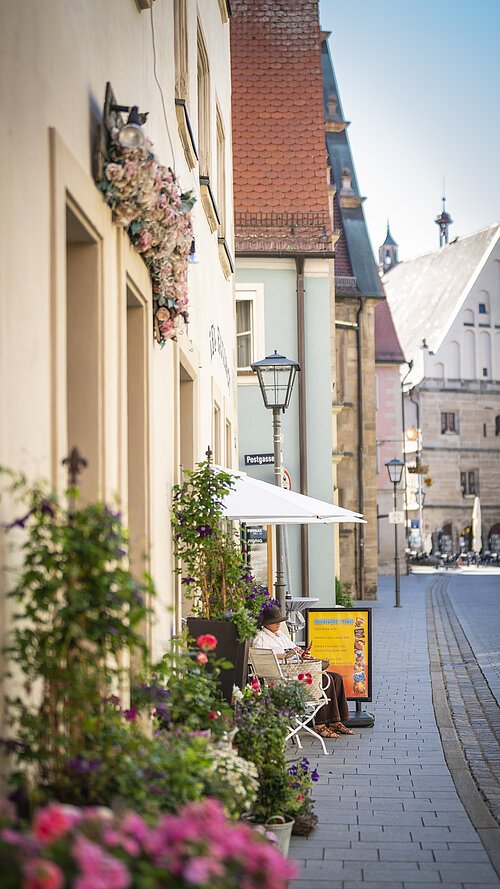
left=383, top=223, right=500, bottom=553
left=0, top=0, right=237, bottom=726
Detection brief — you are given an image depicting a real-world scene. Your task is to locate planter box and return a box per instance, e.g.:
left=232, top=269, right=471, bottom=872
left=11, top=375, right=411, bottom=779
left=186, top=617, right=249, bottom=703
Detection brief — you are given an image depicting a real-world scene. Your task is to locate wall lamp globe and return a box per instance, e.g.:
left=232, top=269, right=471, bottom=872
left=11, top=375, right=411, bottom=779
left=188, top=240, right=199, bottom=264
left=110, top=104, right=146, bottom=149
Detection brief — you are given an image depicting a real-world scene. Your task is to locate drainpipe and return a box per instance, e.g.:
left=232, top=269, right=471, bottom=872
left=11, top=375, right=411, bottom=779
left=408, top=386, right=423, bottom=552
left=356, top=296, right=365, bottom=599
left=401, top=360, right=413, bottom=559
left=296, top=257, right=309, bottom=597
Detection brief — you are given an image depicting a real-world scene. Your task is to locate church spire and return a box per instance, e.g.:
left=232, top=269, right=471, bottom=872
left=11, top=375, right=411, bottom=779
left=434, top=185, right=453, bottom=248
left=379, top=220, right=398, bottom=273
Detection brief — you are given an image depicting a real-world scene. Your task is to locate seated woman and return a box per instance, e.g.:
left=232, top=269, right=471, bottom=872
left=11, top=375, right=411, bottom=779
left=253, top=605, right=354, bottom=738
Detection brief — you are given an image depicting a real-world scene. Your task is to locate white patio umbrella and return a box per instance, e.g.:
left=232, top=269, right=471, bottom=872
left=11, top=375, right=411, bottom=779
left=214, top=466, right=365, bottom=525
left=472, top=496, right=482, bottom=553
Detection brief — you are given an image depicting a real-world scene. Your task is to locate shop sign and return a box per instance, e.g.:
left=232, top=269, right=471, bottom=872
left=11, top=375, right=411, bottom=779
left=306, top=607, right=372, bottom=701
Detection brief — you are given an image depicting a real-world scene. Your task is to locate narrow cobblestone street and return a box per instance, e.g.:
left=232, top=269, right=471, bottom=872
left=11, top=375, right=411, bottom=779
left=288, top=574, right=500, bottom=888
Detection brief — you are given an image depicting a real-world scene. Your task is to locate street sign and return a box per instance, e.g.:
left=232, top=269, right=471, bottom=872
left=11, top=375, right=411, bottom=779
left=282, top=468, right=291, bottom=490
left=247, top=526, right=267, bottom=543
left=389, top=510, right=404, bottom=524
left=244, top=453, right=274, bottom=466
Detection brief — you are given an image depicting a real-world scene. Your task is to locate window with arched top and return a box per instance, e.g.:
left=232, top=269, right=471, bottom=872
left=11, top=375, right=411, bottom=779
left=463, top=308, right=474, bottom=326
left=478, top=289, right=490, bottom=317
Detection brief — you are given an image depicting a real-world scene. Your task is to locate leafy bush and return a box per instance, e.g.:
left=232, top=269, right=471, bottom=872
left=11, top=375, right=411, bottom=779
left=335, top=576, right=354, bottom=607
left=134, top=631, right=232, bottom=739
left=171, top=461, right=277, bottom=641
left=233, top=681, right=295, bottom=822
left=1, top=473, right=152, bottom=808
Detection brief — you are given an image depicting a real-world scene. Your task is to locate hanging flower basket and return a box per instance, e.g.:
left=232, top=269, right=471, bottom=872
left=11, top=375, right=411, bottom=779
left=96, top=133, right=195, bottom=346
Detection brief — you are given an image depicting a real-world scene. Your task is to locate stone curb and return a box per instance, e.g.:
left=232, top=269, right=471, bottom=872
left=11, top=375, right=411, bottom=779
left=426, top=578, right=500, bottom=879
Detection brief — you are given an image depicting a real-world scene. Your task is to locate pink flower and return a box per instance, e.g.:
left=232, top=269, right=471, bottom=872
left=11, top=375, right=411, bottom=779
left=208, top=710, right=221, bottom=719
left=138, top=230, right=153, bottom=251
left=183, top=857, right=224, bottom=884
left=196, top=634, right=218, bottom=652
left=23, top=860, right=64, bottom=889
left=33, top=803, right=77, bottom=844
left=73, top=835, right=131, bottom=889
left=105, top=163, right=124, bottom=182
left=196, top=652, right=208, bottom=664
left=124, top=707, right=137, bottom=722
left=297, top=672, right=305, bottom=681
left=306, top=677, right=313, bottom=685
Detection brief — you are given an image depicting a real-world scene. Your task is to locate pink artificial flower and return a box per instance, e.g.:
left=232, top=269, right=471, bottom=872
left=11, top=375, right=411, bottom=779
left=105, top=163, right=124, bottom=182
left=138, top=230, right=153, bottom=251
left=196, top=652, right=208, bottom=665
left=33, top=803, right=78, bottom=844
left=23, top=859, right=64, bottom=889
left=197, top=634, right=218, bottom=652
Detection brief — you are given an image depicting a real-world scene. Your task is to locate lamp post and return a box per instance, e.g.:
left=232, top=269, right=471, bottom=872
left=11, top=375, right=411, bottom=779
left=386, top=457, right=405, bottom=608
left=251, top=351, right=300, bottom=611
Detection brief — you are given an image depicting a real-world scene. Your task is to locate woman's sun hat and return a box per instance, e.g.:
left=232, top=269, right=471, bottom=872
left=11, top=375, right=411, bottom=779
left=261, top=604, right=287, bottom=626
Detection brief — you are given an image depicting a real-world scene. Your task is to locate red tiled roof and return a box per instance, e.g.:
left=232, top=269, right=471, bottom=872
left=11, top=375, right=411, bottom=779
left=231, top=0, right=330, bottom=228
left=375, top=298, right=405, bottom=363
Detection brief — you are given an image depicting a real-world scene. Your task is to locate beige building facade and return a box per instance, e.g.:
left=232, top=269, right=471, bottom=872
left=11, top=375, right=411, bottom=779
left=0, top=0, right=237, bottom=742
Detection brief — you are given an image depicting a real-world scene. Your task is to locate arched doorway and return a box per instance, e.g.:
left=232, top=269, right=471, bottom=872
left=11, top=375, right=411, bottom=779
left=460, top=524, right=472, bottom=552
left=489, top=523, right=500, bottom=555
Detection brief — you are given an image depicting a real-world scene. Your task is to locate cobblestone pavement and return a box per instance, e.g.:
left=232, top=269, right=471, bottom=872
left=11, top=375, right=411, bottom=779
left=446, top=575, right=500, bottom=706
left=429, top=575, right=500, bottom=824
left=288, top=575, right=500, bottom=888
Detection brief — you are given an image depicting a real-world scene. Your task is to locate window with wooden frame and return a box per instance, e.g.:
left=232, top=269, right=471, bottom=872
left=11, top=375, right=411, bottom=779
left=460, top=470, right=479, bottom=497
left=197, top=24, right=211, bottom=178
left=216, top=106, right=226, bottom=237
left=441, top=411, right=458, bottom=434
left=174, top=0, right=189, bottom=101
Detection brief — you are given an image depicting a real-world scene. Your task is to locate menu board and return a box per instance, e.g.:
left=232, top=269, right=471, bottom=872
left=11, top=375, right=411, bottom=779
left=305, top=608, right=372, bottom=701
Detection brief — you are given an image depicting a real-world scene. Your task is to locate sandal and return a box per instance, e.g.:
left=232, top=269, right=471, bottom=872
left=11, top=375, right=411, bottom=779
left=330, top=722, right=355, bottom=735
left=314, top=724, right=339, bottom=739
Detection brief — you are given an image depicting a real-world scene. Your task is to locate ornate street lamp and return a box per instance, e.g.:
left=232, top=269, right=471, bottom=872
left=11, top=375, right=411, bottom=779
left=386, top=457, right=405, bottom=608
left=251, top=351, right=301, bottom=609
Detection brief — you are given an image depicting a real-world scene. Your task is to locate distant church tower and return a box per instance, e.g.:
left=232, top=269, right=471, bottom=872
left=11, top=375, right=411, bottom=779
left=434, top=193, right=453, bottom=247
left=379, top=221, right=398, bottom=273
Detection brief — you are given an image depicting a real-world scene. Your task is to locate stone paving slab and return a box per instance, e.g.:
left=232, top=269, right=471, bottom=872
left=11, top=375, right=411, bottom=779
left=288, top=575, right=500, bottom=888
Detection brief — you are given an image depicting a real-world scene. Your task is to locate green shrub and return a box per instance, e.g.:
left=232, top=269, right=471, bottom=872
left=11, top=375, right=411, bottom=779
left=335, top=576, right=355, bottom=607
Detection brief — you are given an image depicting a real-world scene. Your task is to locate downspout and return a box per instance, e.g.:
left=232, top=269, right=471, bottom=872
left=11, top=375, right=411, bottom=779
left=408, top=386, right=422, bottom=552
left=356, top=296, right=365, bottom=599
left=296, top=257, right=309, bottom=597
left=401, top=360, right=413, bottom=557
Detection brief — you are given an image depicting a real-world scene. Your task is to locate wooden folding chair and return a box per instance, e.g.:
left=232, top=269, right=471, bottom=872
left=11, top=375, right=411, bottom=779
left=248, top=647, right=332, bottom=755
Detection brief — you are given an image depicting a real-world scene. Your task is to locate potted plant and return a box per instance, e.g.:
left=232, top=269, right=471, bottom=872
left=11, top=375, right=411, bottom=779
left=171, top=460, right=276, bottom=700
left=233, top=679, right=310, bottom=856
left=288, top=757, right=320, bottom=836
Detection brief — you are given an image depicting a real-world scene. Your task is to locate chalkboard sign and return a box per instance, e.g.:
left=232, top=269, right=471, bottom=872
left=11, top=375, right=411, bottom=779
left=306, top=607, right=372, bottom=702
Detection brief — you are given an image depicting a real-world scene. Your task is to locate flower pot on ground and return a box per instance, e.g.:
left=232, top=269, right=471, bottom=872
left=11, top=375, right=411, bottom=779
left=244, top=812, right=295, bottom=858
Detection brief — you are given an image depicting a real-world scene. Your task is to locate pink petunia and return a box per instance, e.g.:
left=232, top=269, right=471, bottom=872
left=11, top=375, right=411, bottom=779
left=196, top=652, right=208, bottom=664
left=33, top=803, right=78, bottom=844
left=196, top=634, right=218, bottom=652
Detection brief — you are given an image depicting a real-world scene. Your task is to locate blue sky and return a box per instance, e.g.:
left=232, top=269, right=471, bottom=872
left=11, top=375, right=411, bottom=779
left=320, top=0, right=500, bottom=260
